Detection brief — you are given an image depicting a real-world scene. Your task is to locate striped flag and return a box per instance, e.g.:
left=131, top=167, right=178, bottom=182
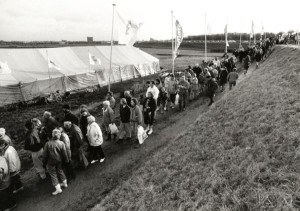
left=173, top=19, right=183, bottom=60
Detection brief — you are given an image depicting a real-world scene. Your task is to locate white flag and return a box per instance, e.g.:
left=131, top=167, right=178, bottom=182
left=0, top=61, right=11, bottom=74
left=224, top=24, right=229, bottom=47
left=173, top=19, right=183, bottom=60
left=250, top=20, right=254, bottom=39
left=117, top=12, right=142, bottom=46
left=89, top=52, right=101, bottom=65
left=48, top=58, right=61, bottom=70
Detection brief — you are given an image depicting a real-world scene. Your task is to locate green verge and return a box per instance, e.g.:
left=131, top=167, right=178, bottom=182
left=92, top=45, right=300, bottom=211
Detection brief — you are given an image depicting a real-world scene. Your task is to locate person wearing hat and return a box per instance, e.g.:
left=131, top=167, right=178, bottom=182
left=24, top=119, right=46, bottom=180
left=43, top=129, right=69, bottom=195
left=63, top=104, right=79, bottom=126
left=177, top=74, right=190, bottom=111
left=0, top=137, right=23, bottom=194
left=43, top=111, right=60, bottom=139
left=227, top=67, right=239, bottom=90
left=0, top=128, right=12, bottom=146
left=206, top=75, right=219, bottom=106
left=86, top=115, right=105, bottom=163
left=118, top=98, right=131, bottom=142
left=0, top=153, right=17, bottom=211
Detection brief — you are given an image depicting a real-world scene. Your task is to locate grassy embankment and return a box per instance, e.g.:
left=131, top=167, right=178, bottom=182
left=92, top=45, right=300, bottom=210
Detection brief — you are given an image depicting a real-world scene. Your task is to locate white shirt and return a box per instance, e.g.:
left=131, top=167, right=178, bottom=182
left=146, top=85, right=159, bottom=100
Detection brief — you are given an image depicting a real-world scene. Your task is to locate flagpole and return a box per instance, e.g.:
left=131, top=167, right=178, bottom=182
left=46, top=50, right=51, bottom=93
left=171, top=11, right=174, bottom=74
left=108, top=3, right=116, bottom=92
left=204, top=13, right=207, bottom=62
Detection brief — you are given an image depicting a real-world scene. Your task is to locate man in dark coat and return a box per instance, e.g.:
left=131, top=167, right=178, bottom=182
left=63, top=104, right=79, bottom=126
left=219, top=68, right=228, bottom=92
left=206, top=75, right=219, bottom=106
left=43, top=111, right=60, bottom=139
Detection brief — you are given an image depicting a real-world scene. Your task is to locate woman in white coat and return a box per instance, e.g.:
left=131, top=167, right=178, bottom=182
left=87, top=116, right=105, bottom=164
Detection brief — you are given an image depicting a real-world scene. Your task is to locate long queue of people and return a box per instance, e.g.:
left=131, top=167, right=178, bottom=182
left=1, top=50, right=260, bottom=210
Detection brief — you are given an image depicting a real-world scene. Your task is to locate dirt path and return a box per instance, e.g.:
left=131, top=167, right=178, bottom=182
left=13, top=62, right=259, bottom=211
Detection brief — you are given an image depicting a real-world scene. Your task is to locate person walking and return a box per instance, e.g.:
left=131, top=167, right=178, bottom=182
left=118, top=98, right=131, bottom=142
left=86, top=116, right=105, bottom=164
left=0, top=139, right=23, bottom=194
left=146, top=81, right=159, bottom=104
left=227, top=67, right=239, bottom=90
left=79, top=108, right=90, bottom=145
left=0, top=154, right=17, bottom=211
left=102, top=101, right=116, bottom=141
left=130, top=98, right=143, bottom=141
left=219, top=67, right=228, bottom=92
left=244, top=54, right=251, bottom=74
left=24, top=119, right=46, bottom=180
left=177, top=75, right=190, bottom=111
left=143, top=92, right=156, bottom=135
left=43, top=129, right=69, bottom=195
left=166, top=74, right=177, bottom=109
left=206, top=75, right=219, bottom=106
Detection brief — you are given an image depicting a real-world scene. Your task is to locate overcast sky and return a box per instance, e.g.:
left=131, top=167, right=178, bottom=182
left=0, top=0, right=299, bottom=41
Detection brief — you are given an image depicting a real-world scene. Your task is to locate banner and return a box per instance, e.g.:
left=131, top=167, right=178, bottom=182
left=173, top=20, right=183, bottom=60
left=117, top=12, right=142, bottom=46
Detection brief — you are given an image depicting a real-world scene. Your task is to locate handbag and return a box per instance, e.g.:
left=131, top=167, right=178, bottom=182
left=175, top=93, right=179, bottom=105
left=137, top=125, right=148, bottom=144
left=109, top=123, right=119, bottom=134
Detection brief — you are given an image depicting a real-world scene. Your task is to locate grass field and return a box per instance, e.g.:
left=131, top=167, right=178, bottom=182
left=91, top=45, right=300, bottom=210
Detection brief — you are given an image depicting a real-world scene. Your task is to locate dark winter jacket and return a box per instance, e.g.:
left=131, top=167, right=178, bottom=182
left=64, top=110, right=79, bottom=126
left=207, top=79, right=218, bottom=94
left=24, top=128, right=44, bottom=152
left=220, top=69, right=228, bottom=84
left=43, top=139, right=69, bottom=165
left=143, top=97, right=157, bottom=113
left=65, top=124, right=83, bottom=157
left=120, top=105, right=131, bottom=123
left=44, top=117, right=60, bottom=138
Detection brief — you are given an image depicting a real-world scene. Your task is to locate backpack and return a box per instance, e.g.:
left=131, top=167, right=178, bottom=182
left=0, top=156, right=9, bottom=185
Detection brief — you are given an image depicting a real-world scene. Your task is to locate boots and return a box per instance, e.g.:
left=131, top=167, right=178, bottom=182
left=60, top=180, right=68, bottom=188
left=52, top=184, right=62, bottom=195
left=148, top=126, right=153, bottom=135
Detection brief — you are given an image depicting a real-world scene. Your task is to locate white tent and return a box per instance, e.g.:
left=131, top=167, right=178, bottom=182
left=0, top=46, right=159, bottom=107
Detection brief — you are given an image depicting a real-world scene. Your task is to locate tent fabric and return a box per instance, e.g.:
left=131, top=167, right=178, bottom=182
left=0, top=46, right=159, bottom=107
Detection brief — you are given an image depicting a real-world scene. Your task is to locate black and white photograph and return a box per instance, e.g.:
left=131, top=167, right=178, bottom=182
left=0, top=0, right=300, bottom=210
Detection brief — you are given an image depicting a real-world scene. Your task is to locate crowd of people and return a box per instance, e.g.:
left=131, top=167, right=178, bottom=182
left=0, top=38, right=276, bottom=211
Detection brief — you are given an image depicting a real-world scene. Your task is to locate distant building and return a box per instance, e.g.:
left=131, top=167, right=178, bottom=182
left=59, top=40, right=67, bottom=45
left=87, top=37, right=93, bottom=43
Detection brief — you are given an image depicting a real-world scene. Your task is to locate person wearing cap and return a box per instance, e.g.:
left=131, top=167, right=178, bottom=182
left=0, top=153, right=17, bottom=211
left=177, top=75, right=190, bottom=111
left=0, top=128, right=12, bottom=146
left=206, top=75, right=219, bottom=106
left=86, top=116, right=105, bottom=164
left=143, top=91, right=156, bottom=135
left=130, top=98, right=143, bottom=141
left=146, top=81, right=159, bottom=104
left=0, top=137, right=23, bottom=194
left=166, top=74, right=177, bottom=109
left=63, top=121, right=84, bottom=168
left=63, top=104, right=79, bottom=126
left=24, top=119, right=46, bottom=180
left=118, top=98, right=131, bottom=142
left=43, top=111, right=60, bottom=139
left=43, top=129, right=69, bottom=195
left=102, top=100, right=116, bottom=141
left=227, top=67, right=239, bottom=90
left=106, top=91, right=116, bottom=110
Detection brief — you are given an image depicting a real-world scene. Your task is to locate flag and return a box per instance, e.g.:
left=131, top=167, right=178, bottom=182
left=0, top=61, right=11, bottom=74
left=224, top=24, right=229, bottom=47
left=250, top=20, right=254, bottom=39
left=117, top=12, right=142, bottom=46
left=48, top=58, right=61, bottom=70
left=173, top=19, right=183, bottom=60
left=261, top=25, right=264, bottom=36
left=89, top=52, right=101, bottom=66
left=206, top=22, right=212, bottom=35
